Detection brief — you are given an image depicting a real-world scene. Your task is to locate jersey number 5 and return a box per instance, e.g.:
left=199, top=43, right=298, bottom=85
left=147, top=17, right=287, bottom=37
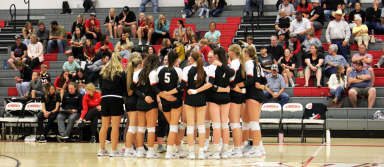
left=165, top=72, right=171, bottom=83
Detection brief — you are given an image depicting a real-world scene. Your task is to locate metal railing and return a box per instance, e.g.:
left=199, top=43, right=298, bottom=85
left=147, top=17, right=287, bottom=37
left=9, top=4, right=16, bottom=33
left=244, top=2, right=260, bottom=40
left=24, top=0, right=30, bottom=21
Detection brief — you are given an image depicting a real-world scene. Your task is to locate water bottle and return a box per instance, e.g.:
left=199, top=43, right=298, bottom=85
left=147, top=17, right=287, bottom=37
left=372, top=29, right=374, bottom=35
left=3, top=60, right=7, bottom=70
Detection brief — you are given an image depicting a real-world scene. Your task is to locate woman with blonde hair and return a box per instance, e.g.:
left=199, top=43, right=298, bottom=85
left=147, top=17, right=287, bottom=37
left=185, top=27, right=195, bottom=43
left=72, top=14, right=85, bottom=35
left=98, top=52, right=126, bottom=157
left=151, top=14, right=170, bottom=45
left=27, top=34, right=44, bottom=69
left=138, top=15, right=155, bottom=45
left=105, top=8, right=119, bottom=38
left=22, top=22, right=35, bottom=46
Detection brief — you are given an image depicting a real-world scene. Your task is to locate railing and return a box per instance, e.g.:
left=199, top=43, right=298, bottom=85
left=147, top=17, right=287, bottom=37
left=244, top=1, right=261, bottom=40
left=24, top=0, right=30, bottom=21
left=9, top=4, right=16, bottom=33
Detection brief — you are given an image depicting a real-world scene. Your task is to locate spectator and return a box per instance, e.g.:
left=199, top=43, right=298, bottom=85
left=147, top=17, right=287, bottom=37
left=348, top=2, right=365, bottom=30
left=290, top=11, right=311, bottom=43
left=118, top=6, right=137, bottom=38
left=138, top=15, right=154, bottom=45
left=263, top=64, right=289, bottom=106
left=172, top=20, right=186, bottom=44
left=347, top=44, right=375, bottom=86
left=85, top=13, right=102, bottom=42
left=115, top=33, right=134, bottom=59
left=185, top=0, right=196, bottom=18
left=275, top=9, right=292, bottom=39
left=57, top=82, right=83, bottom=142
left=138, top=13, right=146, bottom=28
left=277, top=31, right=286, bottom=47
left=301, top=30, right=322, bottom=54
left=94, top=34, right=114, bottom=62
left=328, top=65, right=346, bottom=105
left=63, top=55, right=81, bottom=78
left=146, top=46, right=156, bottom=55
left=246, top=0, right=264, bottom=16
left=71, top=15, right=86, bottom=35
left=86, top=53, right=109, bottom=82
left=185, top=35, right=201, bottom=59
left=47, top=21, right=67, bottom=54
left=37, top=83, right=61, bottom=143
left=158, top=38, right=174, bottom=63
left=204, top=22, right=221, bottom=49
left=22, top=22, right=35, bottom=46
left=83, top=0, right=95, bottom=13
left=176, top=37, right=186, bottom=62
left=304, top=45, right=324, bottom=87
left=54, top=70, right=70, bottom=96
left=278, top=48, right=298, bottom=87
left=353, top=16, right=370, bottom=49
left=347, top=0, right=357, bottom=8
left=152, top=14, right=170, bottom=45
left=365, top=0, right=382, bottom=35
left=277, top=0, right=295, bottom=19
left=24, top=72, right=44, bottom=99
left=284, top=33, right=302, bottom=67
left=307, top=0, right=324, bottom=34
left=210, top=0, right=227, bottom=17
left=267, top=35, right=284, bottom=61
left=199, top=0, right=210, bottom=18
left=239, top=35, right=256, bottom=51
left=324, top=44, right=349, bottom=77
left=297, top=0, right=312, bottom=17
left=71, top=27, right=87, bottom=61
left=336, top=4, right=348, bottom=21
left=258, top=45, right=277, bottom=75
left=325, top=9, right=350, bottom=62
left=77, top=83, right=101, bottom=143
left=83, top=39, right=95, bottom=63
left=35, top=22, right=49, bottom=54
left=72, top=68, right=90, bottom=95
left=323, top=0, right=345, bottom=22
left=15, top=61, right=33, bottom=97
left=347, top=60, right=376, bottom=108
left=40, top=64, right=51, bottom=85
left=105, top=8, right=119, bottom=39
left=139, top=0, right=158, bottom=13
left=185, top=27, right=195, bottom=43
left=200, top=38, right=212, bottom=65
left=26, top=34, right=44, bottom=69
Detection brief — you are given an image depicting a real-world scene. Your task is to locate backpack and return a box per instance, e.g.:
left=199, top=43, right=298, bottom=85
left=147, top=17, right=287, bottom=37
left=303, top=103, right=327, bottom=120
left=62, top=1, right=72, bottom=14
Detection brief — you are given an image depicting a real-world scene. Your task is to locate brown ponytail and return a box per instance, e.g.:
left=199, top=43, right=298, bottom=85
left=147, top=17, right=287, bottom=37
left=192, top=51, right=205, bottom=87
left=167, top=51, right=179, bottom=71
left=213, top=47, right=228, bottom=66
left=126, top=58, right=142, bottom=93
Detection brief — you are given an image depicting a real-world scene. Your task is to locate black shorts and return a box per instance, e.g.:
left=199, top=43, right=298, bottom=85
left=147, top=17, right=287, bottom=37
left=230, top=95, right=246, bottom=104
left=246, top=88, right=265, bottom=104
left=101, top=97, right=124, bottom=116
left=184, top=93, right=207, bottom=107
left=209, top=98, right=230, bottom=105
left=162, top=101, right=183, bottom=112
left=137, top=98, right=158, bottom=112
left=125, top=102, right=137, bottom=112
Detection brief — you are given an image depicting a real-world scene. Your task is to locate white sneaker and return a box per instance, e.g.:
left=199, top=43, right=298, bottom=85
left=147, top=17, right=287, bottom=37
left=146, top=150, right=160, bottom=159
left=124, top=148, right=136, bottom=157
left=165, top=152, right=178, bottom=159
left=242, top=144, right=252, bottom=153
left=230, top=151, right=243, bottom=158
left=109, top=36, right=113, bottom=39
left=136, top=149, right=145, bottom=158
left=121, top=146, right=126, bottom=154
left=198, top=152, right=205, bottom=159
left=98, top=150, right=109, bottom=156
left=138, top=41, right=143, bottom=45
left=204, top=141, right=209, bottom=152
left=178, top=150, right=187, bottom=158
left=109, top=150, right=123, bottom=157
left=260, top=146, right=266, bottom=155
left=244, top=147, right=262, bottom=158
left=227, top=147, right=233, bottom=153
left=219, top=139, right=223, bottom=152
left=145, top=42, right=150, bottom=45
left=220, top=152, right=229, bottom=159
left=188, top=152, right=195, bottom=159
left=208, top=152, right=220, bottom=159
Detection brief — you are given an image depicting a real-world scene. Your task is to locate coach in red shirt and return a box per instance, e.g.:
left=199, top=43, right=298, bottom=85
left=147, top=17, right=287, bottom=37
left=85, top=13, right=102, bottom=42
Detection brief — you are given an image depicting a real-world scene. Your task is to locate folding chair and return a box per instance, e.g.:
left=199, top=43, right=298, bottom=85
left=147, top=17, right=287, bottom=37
left=260, top=103, right=282, bottom=143
left=301, top=103, right=327, bottom=143
left=5, top=102, right=24, bottom=140
left=281, top=103, right=303, bottom=141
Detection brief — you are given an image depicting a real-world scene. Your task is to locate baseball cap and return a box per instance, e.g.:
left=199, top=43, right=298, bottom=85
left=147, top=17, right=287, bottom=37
left=271, top=64, right=279, bottom=71
left=278, top=31, right=285, bottom=36
left=14, top=35, right=21, bottom=39
left=312, top=0, right=320, bottom=3
left=356, top=60, right=364, bottom=66
left=50, top=20, right=58, bottom=26
left=90, top=13, right=96, bottom=17
left=123, top=6, right=129, bottom=12
left=289, top=33, right=298, bottom=38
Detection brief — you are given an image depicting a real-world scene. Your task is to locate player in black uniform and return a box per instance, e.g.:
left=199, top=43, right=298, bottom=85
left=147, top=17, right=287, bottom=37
left=204, top=51, right=215, bottom=152
left=98, top=52, right=126, bottom=157
left=207, top=47, right=235, bottom=159
left=237, top=46, right=266, bottom=157
left=278, top=48, right=297, bottom=87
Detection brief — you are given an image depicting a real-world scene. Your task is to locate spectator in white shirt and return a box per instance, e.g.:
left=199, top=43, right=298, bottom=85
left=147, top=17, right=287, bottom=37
left=290, top=11, right=311, bottom=43
left=328, top=64, right=346, bottom=105
left=325, top=9, right=350, bottom=62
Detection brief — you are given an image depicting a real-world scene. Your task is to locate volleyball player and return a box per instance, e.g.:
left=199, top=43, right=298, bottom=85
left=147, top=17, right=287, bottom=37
left=98, top=52, right=126, bottom=157
left=204, top=51, right=215, bottom=152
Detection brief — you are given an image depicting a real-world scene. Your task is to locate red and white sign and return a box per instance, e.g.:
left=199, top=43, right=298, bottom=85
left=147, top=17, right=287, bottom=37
left=25, top=103, right=42, bottom=110
left=262, top=103, right=281, bottom=112
left=283, top=103, right=303, bottom=112
left=306, top=103, right=313, bottom=109
left=6, top=102, right=23, bottom=111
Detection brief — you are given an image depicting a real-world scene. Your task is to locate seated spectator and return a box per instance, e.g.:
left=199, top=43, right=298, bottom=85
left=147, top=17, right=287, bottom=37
left=57, top=82, right=83, bottom=142
left=63, top=55, right=81, bottom=78
left=83, top=39, right=95, bottom=63
left=138, top=15, right=154, bottom=46
left=115, top=33, right=134, bottom=59
left=185, top=27, right=195, bottom=43
left=77, top=83, right=101, bottom=143
left=277, top=0, right=295, bottom=19
left=105, top=8, right=119, bottom=39
left=301, top=30, right=322, bottom=53
left=54, top=70, right=70, bottom=99
left=258, top=45, right=277, bottom=75
left=353, top=16, right=370, bottom=49
left=172, top=20, right=186, bottom=44
left=284, top=33, right=302, bottom=67
left=138, top=13, right=146, bottom=27
left=324, top=44, right=349, bottom=77
left=35, top=22, right=49, bottom=54
left=176, top=37, right=186, bottom=62
left=139, top=0, right=158, bottom=13
left=24, top=72, right=43, bottom=99
left=185, top=0, right=196, bottom=18
left=72, top=68, right=90, bottom=95
left=117, top=6, right=137, bottom=38
left=323, top=0, right=345, bottom=22
left=347, top=60, right=376, bottom=108
left=22, top=22, right=35, bottom=46
left=37, top=83, right=61, bottom=142
left=307, top=0, right=324, bottom=33
left=158, top=38, right=174, bottom=63
left=290, top=11, right=311, bottom=43
left=15, top=61, right=32, bottom=97
left=365, top=0, right=382, bottom=35
left=304, top=45, right=324, bottom=87
left=275, top=9, right=292, bottom=39
left=297, top=0, right=312, bottom=17
left=71, top=27, right=87, bottom=61
left=239, top=35, right=256, bottom=51
left=278, top=48, right=297, bottom=87
left=277, top=31, right=286, bottom=47
left=347, top=0, right=357, bottom=8
left=83, top=0, right=95, bottom=13
left=26, top=34, right=44, bottom=69
left=348, top=2, right=365, bottom=30
left=199, top=0, right=210, bottom=18
left=185, top=35, right=201, bottom=59
left=200, top=38, right=212, bottom=65
left=85, top=13, right=102, bottom=42
left=210, top=0, right=226, bottom=17
left=246, top=0, right=264, bottom=16
left=263, top=64, right=289, bottom=106
left=268, top=35, right=284, bottom=61
left=71, top=15, right=86, bottom=35
left=204, top=22, right=221, bottom=49
left=40, top=64, right=51, bottom=85
left=347, top=44, right=375, bottom=86
left=328, top=64, right=346, bottom=104
left=152, top=14, right=170, bottom=45
left=94, top=34, right=114, bottom=62
left=86, top=53, right=109, bottom=82
left=47, top=21, right=67, bottom=54
left=146, top=46, right=156, bottom=55
left=325, top=9, right=350, bottom=62
left=336, top=4, right=348, bottom=21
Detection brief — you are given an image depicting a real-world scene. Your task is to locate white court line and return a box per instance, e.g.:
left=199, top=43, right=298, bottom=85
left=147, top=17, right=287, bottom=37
left=302, top=143, right=325, bottom=167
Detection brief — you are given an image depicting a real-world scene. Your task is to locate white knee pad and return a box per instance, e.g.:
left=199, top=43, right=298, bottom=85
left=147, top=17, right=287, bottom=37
left=187, top=126, right=194, bottom=134
left=198, top=125, right=206, bottom=134
left=138, top=126, right=147, bottom=133
left=242, top=122, right=250, bottom=130
left=230, top=123, right=240, bottom=130
left=169, top=125, right=178, bottom=133
left=250, top=121, right=260, bottom=131
left=147, top=127, right=156, bottom=133
left=194, top=123, right=198, bottom=130
left=128, top=126, right=138, bottom=134
left=179, top=122, right=187, bottom=130
left=212, top=122, right=221, bottom=129
left=221, top=123, right=229, bottom=129
left=205, top=120, right=211, bottom=128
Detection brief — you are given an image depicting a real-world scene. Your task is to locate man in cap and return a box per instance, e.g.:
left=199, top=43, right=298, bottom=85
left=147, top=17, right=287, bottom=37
left=139, top=0, right=158, bottom=13
left=85, top=13, right=102, bottom=42
left=263, top=64, right=289, bottom=106
left=325, top=9, right=350, bottom=62
left=8, top=35, right=28, bottom=70
left=284, top=33, right=302, bottom=67
left=276, top=31, right=286, bottom=47
left=347, top=44, right=375, bottom=86
left=323, top=0, right=345, bottom=22
left=117, top=6, right=137, bottom=38
left=366, top=0, right=381, bottom=34
left=47, top=21, right=67, bottom=53
left=307, top=0, right=324, bottom=33
left=347, top=60, right=376, bottom=108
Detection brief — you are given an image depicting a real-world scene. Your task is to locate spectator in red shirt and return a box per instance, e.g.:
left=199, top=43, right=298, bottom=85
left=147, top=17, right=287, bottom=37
left=94, top=34, right=114, bottom=62
left=138, top=15, right=154, bottom=45
left=85, top=13, right=102, bottom=42
left=83, top=39, right=95, bottom=63
left=200, top=38, right=212, bottom=65
left=54, top=70, right=70, bottom=99
left=297, top=0, right=312, bottom=17
left=284, top=33, right=302, bottom=67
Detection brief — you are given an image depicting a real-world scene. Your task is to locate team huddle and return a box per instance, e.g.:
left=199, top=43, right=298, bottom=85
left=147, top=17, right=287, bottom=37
left=97, top=44, right=266, bottom=159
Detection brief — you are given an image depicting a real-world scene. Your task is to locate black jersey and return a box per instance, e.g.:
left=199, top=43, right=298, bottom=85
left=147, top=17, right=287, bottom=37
left=177, top=65, right=209, bottom=107
left=280, top=56, right=296, bottom=73
left=208, top=64, right=235, bottom=100
left=243, top=60, right=265, bottom=101
left=126, top=70, right=140, bottom=111
left=133, top=69, right=158, bottom=111
left=150, top=66, right=183, bottom=105
left=229, top=59, right=246, bottom=97
left=99, top=71, right=127, bottom=97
